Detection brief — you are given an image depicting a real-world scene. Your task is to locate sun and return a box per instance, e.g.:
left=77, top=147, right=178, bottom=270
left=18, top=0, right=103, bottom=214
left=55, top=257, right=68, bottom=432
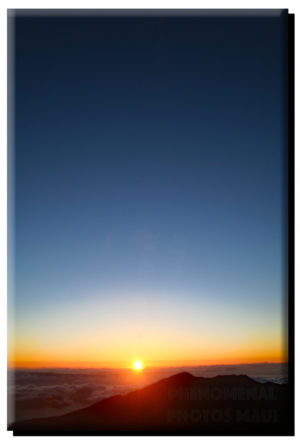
left=133, top=360, right=143, bottom=371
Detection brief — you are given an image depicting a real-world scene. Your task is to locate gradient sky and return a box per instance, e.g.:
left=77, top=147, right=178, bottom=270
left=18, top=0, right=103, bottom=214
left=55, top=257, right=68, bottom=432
left=9, top=11, right=289, bottom=368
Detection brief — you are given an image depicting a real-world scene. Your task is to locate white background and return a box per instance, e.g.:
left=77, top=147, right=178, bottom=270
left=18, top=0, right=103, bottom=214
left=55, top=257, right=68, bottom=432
left=0, top=1, right=298, bottom=444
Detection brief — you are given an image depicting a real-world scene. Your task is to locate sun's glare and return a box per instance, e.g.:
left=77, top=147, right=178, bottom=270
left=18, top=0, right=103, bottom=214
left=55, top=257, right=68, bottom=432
left=133, top=360, right=143, bottom=371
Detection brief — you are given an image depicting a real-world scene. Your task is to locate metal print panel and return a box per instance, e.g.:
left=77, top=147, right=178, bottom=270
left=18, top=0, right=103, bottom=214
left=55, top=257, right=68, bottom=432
left=7, top=9, right=294, bottom=436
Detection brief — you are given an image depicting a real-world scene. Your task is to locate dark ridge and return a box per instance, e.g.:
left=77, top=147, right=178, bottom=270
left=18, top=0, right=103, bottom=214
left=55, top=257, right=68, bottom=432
left=160, top=371, right=195, bottom=384
left=208, top=374, right=258, bottom=384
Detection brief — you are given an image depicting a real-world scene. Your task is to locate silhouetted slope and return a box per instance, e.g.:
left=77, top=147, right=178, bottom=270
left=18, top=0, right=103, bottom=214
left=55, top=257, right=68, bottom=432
left=11, top=373, right=292, bottom=435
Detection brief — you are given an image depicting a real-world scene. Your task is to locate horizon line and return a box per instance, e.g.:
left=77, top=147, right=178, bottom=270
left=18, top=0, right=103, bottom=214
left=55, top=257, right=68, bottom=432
left=8, top=360, right=288, bottom=371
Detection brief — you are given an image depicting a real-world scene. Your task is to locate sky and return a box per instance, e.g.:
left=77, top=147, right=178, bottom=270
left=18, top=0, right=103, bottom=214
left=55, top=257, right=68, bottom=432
left=8, top=11, right=289, bottom=368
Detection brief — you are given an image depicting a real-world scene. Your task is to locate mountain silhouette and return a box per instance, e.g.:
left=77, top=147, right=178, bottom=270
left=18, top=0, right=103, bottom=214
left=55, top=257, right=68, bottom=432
left=10, top=372, right=292, bottom=435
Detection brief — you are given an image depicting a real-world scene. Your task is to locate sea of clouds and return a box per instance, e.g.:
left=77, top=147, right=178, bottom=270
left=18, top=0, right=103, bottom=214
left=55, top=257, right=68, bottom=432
left=7, top=363, right=288, bottom=425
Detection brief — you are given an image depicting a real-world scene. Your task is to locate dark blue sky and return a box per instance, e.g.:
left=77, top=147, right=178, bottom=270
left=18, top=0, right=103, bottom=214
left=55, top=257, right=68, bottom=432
left=10, top=12, right=289, bottom=365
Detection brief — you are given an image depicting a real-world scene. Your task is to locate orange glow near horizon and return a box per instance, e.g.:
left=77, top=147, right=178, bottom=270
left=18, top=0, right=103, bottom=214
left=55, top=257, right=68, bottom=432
left=7, top=327, right=288, bottom=369
left=8, top=347, right=288, bottom=369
